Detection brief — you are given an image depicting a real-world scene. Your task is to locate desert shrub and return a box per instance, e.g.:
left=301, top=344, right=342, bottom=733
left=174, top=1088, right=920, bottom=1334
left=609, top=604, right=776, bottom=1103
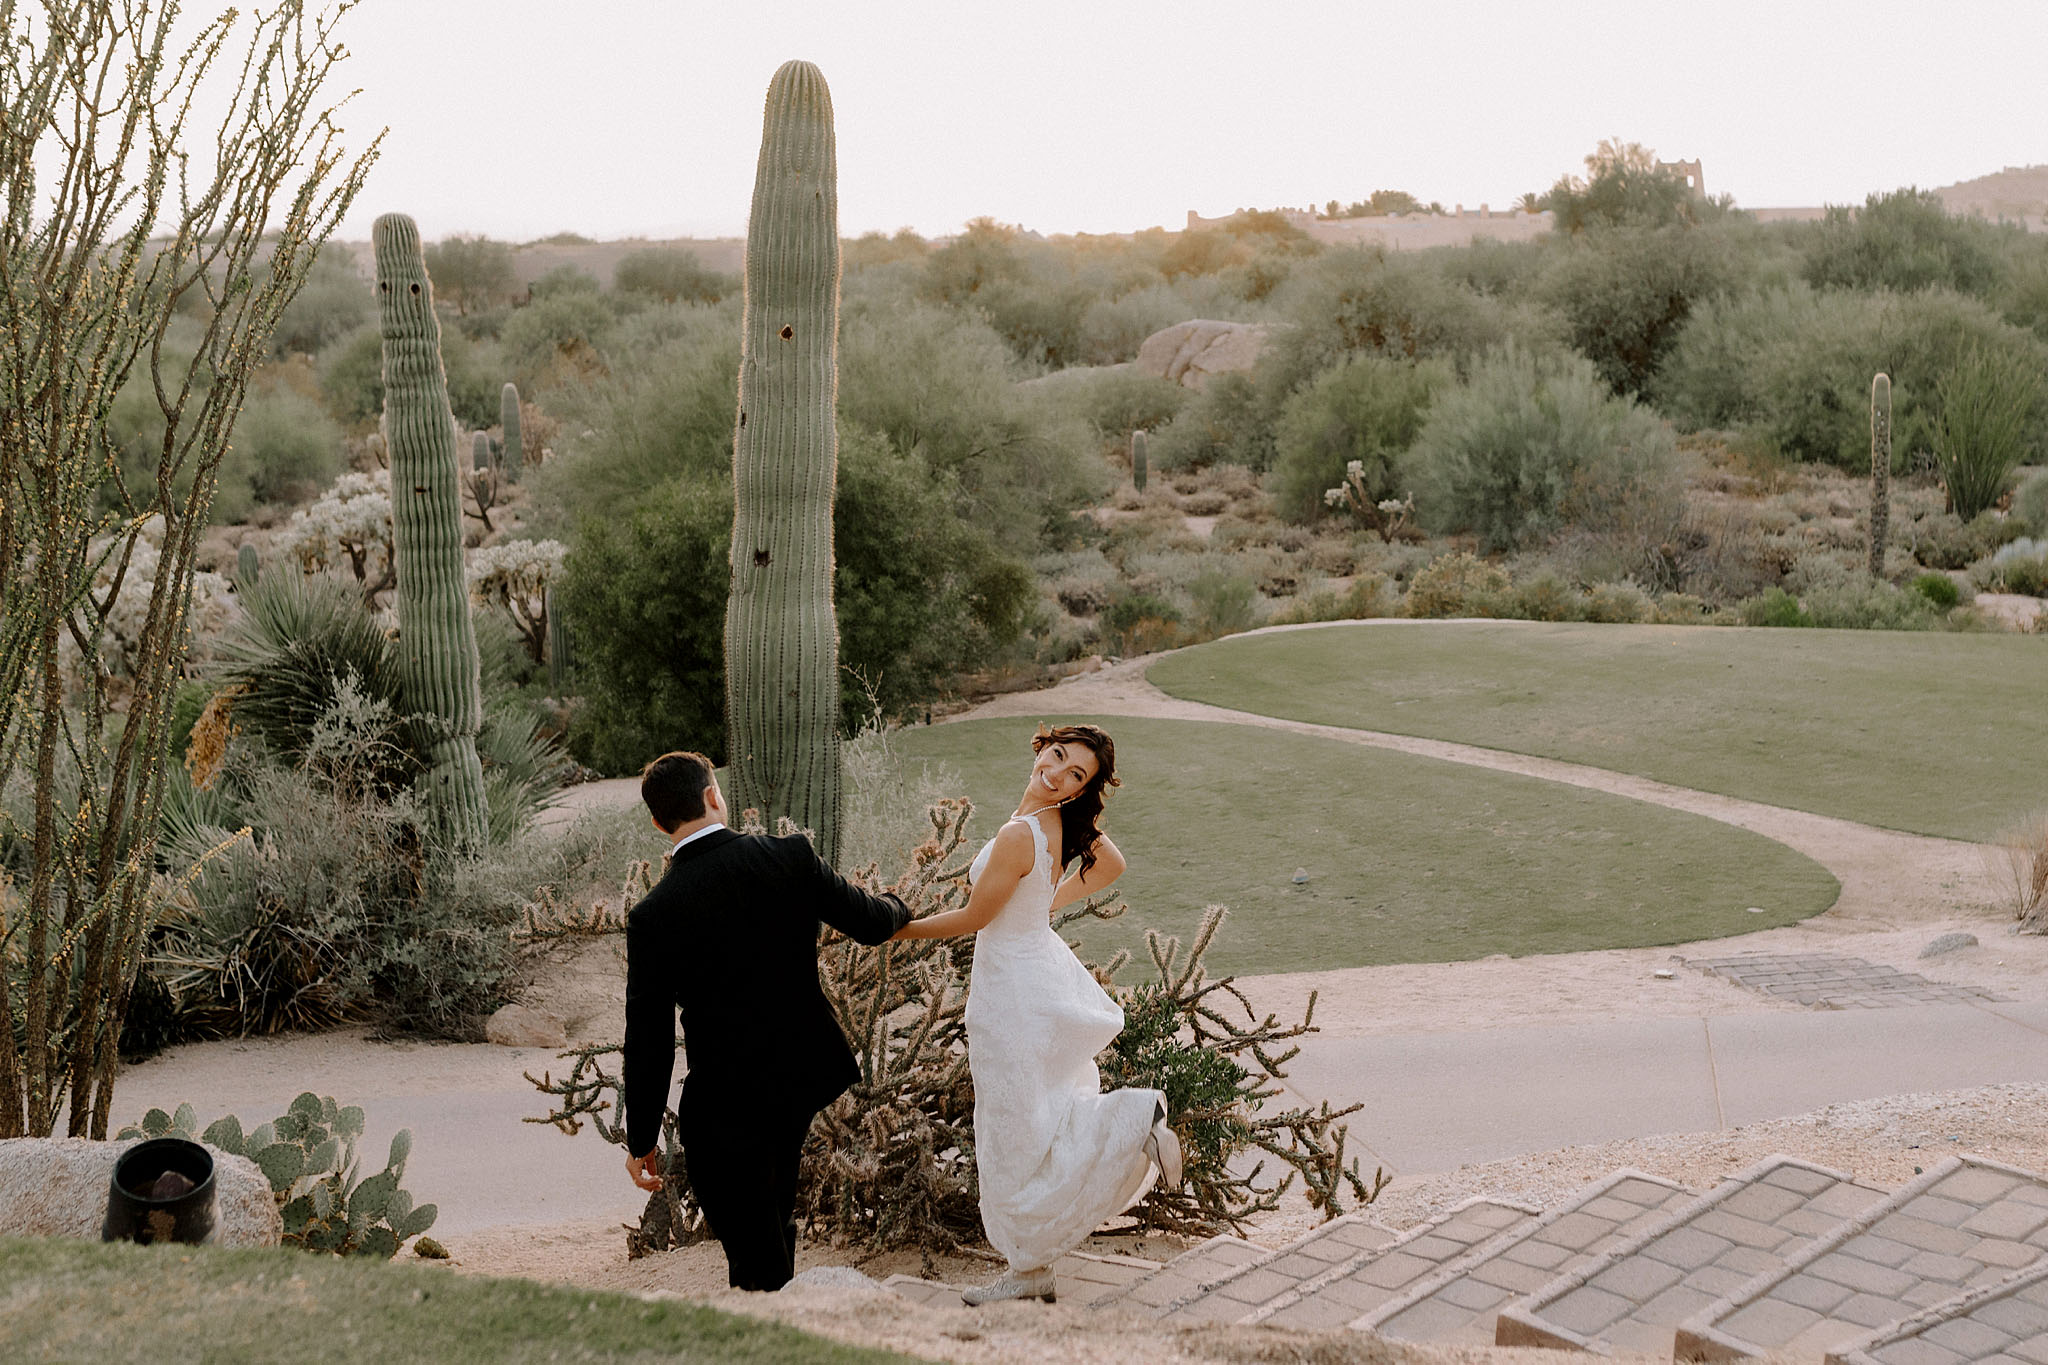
left=320, top=321, right=502, bottom=427
left=1935, top=343, right=2040, bottom=521
left=1502, top=571, right=1583, bottom=621
left=501, top=290, right=619, bottom=395
left=1542, top=142, right=1706, bottom=234
left=1037, top=364, right=1188, bottom=440
left=527, top=263, right=601, bottom=299
left=1180, top=489, right=1230, bottom=516
left=1739, top=587, right=1810, bottom=627
left=1799, top=189, right=2008, bottom=298
left=1585, top=580, right=1655, bottom=623
left=1101, top=591, right=1186, bottom=654
left=1789, top=557, right=1939, bottom=630
left=1907, top=509, right=2029, bottom=569
left=1076, top=280, right=1239, bottom=364
left=612, top=246, right=734, bottom=304
left=1403, top=343, right=1684, bottom=553
left=1270, top=354, right=1451, bottom=522
left=1148, top=371, right=1271, bottom=471
left=1909, top=572, right=1961, bottom=609
left=1652, top=591, right=1712, bottom=624
left=1405, top=551, right=1510, bottom=618
left=422, top=234, right=515, bottom=315
left=1187, top=569, right=1261, bottom=637
left=1269, top=573, right=1393, bottom=625
left=269, top=243, right=370, bottom=357
left=1968, top=537, right=2048, bottom=593
left=2012, top=469, right=2048, bottom=536
left=210, top=384, right=347, bottom=523
left=1538, top=223, right=1742, bottom=396
left=1269, top=247, right=1508, bottom=376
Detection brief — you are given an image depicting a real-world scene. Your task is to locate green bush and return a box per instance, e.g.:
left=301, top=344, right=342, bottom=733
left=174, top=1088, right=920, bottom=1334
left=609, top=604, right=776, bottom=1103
left=1799, top=189, right=2008, bottom=297
left=1187, top=569, right=1261, bottom=637
left=1402, top=343, right=1683, bottom=553
left=421, top=234, right=515, bottom=315
left=1738, top=587, right=1810, bottom=627
left=613, top=245, right=735, bottom=304
left=1543, top=143, right=1705, bottom=234
left=1910, top=572, right=1961, bottom=609
left=1271, top=354, right=1451, bottom=522
left=1935, top=343, right=2040, bottom=521
left=1906, top=510, right=2029, bottom=569
left=526, top=263, right=601, bottom=298
left=1538, top=223, right=1741, bottom=396
left=209, top=385, right=347, bottom=522
left=1585, top=580, right=1655, bottom=623
left=2012, top=469, right=2048, bottom=536
left=1790, top=558, right=1938, bottom=630
left=1149, top=371, right=1271, bottom=471
left=1100, top=591, right=1185, bottom=654
left=500, top=290, right=619, bottom=395
left=1269, top=573, right=1392, bottom=625
left=1404, top=551, right=1510, bottom=617
left=1037, top=364, right=1188, bottom=439
left=320, top=321, right=503, bottom=427
left=269, top=243, right=370, bottom=357
left=1508, top=571, right=1587, bottom=622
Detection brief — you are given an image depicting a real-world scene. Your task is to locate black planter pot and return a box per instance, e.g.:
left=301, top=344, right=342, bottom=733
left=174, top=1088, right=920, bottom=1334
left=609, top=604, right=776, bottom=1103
left=102, top=1137, right=217, bottom=1246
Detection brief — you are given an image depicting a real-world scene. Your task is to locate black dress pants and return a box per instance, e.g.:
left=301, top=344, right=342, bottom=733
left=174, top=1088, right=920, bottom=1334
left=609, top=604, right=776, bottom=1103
left=680, top=1101, right=816, bottom=1291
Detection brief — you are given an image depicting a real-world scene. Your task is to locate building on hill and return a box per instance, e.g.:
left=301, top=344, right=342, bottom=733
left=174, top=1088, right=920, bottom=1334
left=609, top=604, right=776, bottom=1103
left=1185, top=204, right=1555, bottom=250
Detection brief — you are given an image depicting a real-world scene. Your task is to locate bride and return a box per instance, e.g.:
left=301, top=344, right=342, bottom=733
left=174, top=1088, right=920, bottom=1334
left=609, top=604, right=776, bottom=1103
left=892, top=723, right=1181, bottom=1305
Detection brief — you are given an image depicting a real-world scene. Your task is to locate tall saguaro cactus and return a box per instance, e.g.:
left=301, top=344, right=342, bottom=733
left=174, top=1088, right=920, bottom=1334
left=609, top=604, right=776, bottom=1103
left=500, top=382, right=523, bottom=485
left=373, top=212, right=490, bottom=854
left=1131, top=429, right=1149, bottom=493
left=724, top=60, right=843, bottom=864
left=1869, top=373, right=1892, bottom=579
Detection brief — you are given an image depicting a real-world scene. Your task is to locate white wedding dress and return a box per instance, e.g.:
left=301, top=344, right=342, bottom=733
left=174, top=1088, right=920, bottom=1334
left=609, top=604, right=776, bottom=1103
left=965, top=813, right=1163, bottom=1271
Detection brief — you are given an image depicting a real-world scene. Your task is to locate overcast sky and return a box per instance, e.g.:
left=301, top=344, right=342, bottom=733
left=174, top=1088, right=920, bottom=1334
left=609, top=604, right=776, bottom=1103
left=318, top=0, right=2047, bottom=242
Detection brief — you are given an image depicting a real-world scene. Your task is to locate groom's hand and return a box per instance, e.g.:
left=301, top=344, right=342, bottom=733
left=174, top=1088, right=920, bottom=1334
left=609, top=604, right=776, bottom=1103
left=626, top=1149, right=664, bottom=1192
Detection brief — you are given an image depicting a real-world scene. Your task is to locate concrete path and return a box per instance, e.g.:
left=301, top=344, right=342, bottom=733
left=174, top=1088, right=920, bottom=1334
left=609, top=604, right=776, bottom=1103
left=113, top=1000, right=2048, bottom=1238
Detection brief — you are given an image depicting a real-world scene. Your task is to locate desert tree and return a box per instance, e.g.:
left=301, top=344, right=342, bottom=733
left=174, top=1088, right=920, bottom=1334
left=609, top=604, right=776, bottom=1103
left=0, top=0, right=377, bottom=1138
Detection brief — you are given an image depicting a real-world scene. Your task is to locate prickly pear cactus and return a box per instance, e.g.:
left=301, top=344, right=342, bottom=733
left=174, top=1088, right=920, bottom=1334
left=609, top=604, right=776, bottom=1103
left=499, top=382, right=523, bottom=484
left=373, top=212, right=490, bottom=854
left=1132, top=429, right=1148, bottom=493
left=1869, top=373, right=1891, bottom=578
left=723, top=60, right=844, bottom=864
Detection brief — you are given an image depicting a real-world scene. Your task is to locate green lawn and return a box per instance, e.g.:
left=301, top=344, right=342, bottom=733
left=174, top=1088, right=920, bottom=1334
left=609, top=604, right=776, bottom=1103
left=1148, top=622, right=2048, bottom=843
left=889, top=715, right=1837, bottom=975
left=0, top=1237, right=922, bottom=1364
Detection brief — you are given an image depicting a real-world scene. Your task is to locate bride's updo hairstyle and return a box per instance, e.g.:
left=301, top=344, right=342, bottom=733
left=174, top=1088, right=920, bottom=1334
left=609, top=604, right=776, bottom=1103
left=1032, top=723, right=1120, bottom=877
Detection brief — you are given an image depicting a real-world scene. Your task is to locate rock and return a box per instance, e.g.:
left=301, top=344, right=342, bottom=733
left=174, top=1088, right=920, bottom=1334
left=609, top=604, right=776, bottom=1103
left=1134, top=320, right=1279, bottom=390
left=484, top=1003, right=568, bottom=1048
left=0, top=1137, right=280, bottom=1247
left=784, top=1265, right=883, bottom=1292
left=1919, top=932, right=1979, bottom=958
left=1290, top=867, right=1310, bottom=884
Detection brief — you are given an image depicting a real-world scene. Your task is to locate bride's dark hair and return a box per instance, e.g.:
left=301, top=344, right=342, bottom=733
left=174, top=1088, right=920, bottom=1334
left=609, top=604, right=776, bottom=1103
left=1032, top=723, right=1119, bottom=878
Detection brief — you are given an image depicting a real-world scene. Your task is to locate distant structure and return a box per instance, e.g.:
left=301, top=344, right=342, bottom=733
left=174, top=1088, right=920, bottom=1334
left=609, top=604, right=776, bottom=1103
left=1184, top=204, right=1553, bottom=251
left=1658, top=159, right=1706, bottom=197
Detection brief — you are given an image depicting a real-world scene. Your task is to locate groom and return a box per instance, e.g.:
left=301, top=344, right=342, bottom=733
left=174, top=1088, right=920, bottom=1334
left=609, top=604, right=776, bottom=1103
left=622, top=751, right=911, bottom=1291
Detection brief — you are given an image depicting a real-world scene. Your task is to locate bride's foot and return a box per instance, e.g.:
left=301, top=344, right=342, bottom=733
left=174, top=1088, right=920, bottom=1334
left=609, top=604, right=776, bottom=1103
left=961, top=1267, right=1056, bottom=1305
left=1146, top=1103, right=1183, bottom=1188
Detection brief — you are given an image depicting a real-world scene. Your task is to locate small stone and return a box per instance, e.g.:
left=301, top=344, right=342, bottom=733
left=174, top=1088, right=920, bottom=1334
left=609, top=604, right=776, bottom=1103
left=1290, top=868, right=1309, bottom=884
left=484, top=1004, right=568, bottom=1048
left=1652, top=968, right=1676, bottom=980
left=414, top=1236, right=450, bottom=1259
left=1745, top=906, right=1767, bottom=914
left=1918, top=932, right=1977, bottom=958
left=785, top=1266, right=882, bottom=1292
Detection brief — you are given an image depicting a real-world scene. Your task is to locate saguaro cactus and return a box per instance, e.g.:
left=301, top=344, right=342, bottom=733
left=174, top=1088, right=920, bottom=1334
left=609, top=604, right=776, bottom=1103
left=236, top=542, right=260, bottom=588
left=723, top=60, right=843, bottom=864
left=1132, top=429, right=1148, bottom=493
left=373, top=212, right=490, bottom=854
left=1869, top=373, right=1891, bottom=578
left=499, top=382, right=523, bottom=485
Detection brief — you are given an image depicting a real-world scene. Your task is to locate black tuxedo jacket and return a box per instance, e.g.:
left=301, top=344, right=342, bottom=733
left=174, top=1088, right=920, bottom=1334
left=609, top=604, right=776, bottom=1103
left=622, top=827, right=910, bottom=1158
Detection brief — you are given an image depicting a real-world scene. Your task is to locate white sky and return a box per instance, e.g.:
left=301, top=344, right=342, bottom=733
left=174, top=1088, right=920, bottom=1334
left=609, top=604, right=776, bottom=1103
left=312, top=0, right=2048, bottom=241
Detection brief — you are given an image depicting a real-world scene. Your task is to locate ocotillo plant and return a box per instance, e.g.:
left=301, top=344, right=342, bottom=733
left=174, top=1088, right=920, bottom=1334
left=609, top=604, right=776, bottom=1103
left=500, top=382, right=523, bottom=485
left=236, top=542, right=260, bottom=588
left=373, top=212, right=491, bottom=854
left=1870, top=373, right=1891, bottom=578
left=724, top=60, right=844, bottom=865
left=1132, top=428, right=1148, bottom=493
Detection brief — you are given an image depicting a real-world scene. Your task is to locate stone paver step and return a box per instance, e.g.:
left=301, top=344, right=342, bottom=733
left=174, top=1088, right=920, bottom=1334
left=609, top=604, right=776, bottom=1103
left=1497, top=1154, right=1888, bottom=1356
left=1824, top=1261, right=2048, bottom=1365
left=1124, top=1215, right=1395, bottom=1322
left=1158, top=1196, right=1541, bottom=1330
left=1673, top=1155, right=2048, bottom=1362
left=1683, top=953, right=2005, bottom=1009
left=1085, top=1233, right=1274, bottom=1313
left=882, top=1248, right=1166, bottom=1310
left=1353, top=1167, right=1694, bottom=1343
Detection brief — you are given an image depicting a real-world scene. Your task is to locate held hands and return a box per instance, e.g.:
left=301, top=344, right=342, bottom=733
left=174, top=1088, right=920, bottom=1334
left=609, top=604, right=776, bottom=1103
left=626, top=1149, right=664, bottom=1192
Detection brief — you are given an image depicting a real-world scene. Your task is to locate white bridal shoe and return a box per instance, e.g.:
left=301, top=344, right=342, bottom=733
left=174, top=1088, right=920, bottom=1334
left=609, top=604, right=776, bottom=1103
left=1147, top=1104, right=1183, bottom=1189
left=961, top=1267, right=1057, bottom=1305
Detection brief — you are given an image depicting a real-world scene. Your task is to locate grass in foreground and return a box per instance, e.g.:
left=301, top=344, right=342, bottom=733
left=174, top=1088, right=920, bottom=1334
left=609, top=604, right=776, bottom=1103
left=1148, top=621, right=2048, bottom=843
left=0, top=1237, right=923, bottom=1365
left=890, top=715, right=1837, bottom=975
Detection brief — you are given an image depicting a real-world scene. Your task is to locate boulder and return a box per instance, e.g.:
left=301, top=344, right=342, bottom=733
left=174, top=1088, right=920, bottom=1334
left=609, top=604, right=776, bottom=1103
left=484, top=1003, right=569, bottom=1048
left=0, top=1137, right=281, bottom=1247
left=1134, top=320, right=1279, bottom=389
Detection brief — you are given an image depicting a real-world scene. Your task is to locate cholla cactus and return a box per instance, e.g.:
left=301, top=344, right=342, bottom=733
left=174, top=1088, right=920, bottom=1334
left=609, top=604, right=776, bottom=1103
left=467, top=538, right=566, bottom=664
left=60, top=515, right=237, bottom=690
left=1325, top=460, right=1415, bottom=542
left=280, top=470, right=397, bottom=603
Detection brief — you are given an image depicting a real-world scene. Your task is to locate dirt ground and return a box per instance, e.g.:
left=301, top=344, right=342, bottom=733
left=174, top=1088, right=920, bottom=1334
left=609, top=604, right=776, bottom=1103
left=419, top=634, right=2048, bottom=1362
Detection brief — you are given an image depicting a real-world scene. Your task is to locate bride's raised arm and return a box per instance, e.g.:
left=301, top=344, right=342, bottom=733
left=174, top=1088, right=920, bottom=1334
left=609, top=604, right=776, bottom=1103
left=890, top=821, right=1034, bottom=940
left=1049, top=834, right=1124, bottom=915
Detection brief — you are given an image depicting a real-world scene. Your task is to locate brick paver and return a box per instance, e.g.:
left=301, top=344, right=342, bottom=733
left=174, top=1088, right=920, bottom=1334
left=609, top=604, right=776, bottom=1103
left=1353, top=1168, right=1692, bottom=1343
left=1676, top=1157, right=2048, bottom=1361
left=1497, top=1155, right=1889, bottom=1355
left=1163, top=1197, right=1540, bottom=1330
left=1683, top=953, right=2005, bottom=1008
left=883, top=1249, right=1164, bottom=1309
left=1825, top=1261, right=2048, bottom=1365
left=1085, top=1233, right=1273, bottom=1312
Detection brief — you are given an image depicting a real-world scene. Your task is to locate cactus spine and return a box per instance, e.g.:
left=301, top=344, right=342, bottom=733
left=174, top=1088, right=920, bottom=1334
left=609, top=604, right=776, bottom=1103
left=1869, top=372, right=1891, bottom=578
left=499, top=382, right=522, bottom=484
left=724, top=60, right=843, bottom=864
left=372, top=212, right=490, bottom=854
left=1131, top=429, right=1148, bottom=493
left=236, top=542, right=260, bottom=587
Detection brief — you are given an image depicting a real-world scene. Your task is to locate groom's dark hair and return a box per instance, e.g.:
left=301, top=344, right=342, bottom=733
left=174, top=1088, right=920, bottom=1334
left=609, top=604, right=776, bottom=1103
left=641, top=751, right=714, bottom=833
